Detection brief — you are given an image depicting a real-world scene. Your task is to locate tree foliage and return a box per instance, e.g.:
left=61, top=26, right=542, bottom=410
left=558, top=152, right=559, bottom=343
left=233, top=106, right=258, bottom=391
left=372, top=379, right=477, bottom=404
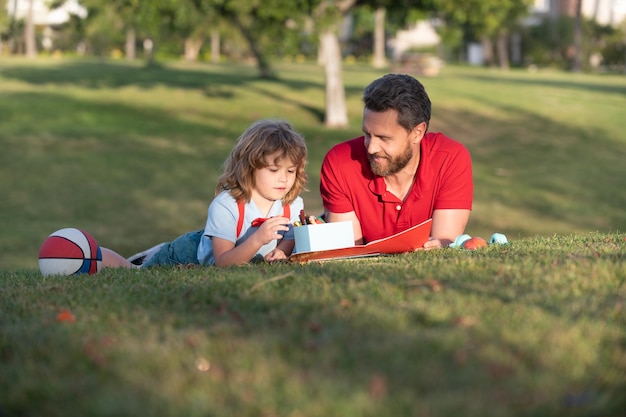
left=0, top=0, right=8, bottom=34
left=430, top=0, right=531, bottom=39
left=429, top=0, right=532, bottom=66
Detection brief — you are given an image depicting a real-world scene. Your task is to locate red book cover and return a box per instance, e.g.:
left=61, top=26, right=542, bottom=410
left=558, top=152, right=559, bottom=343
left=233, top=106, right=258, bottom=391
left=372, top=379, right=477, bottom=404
left=289, top=218, right=432, bottom=263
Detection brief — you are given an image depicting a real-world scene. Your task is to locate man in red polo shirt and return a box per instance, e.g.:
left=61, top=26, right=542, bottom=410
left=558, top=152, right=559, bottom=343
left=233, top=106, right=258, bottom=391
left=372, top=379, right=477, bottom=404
left=320, top=74, right=473, bottom=249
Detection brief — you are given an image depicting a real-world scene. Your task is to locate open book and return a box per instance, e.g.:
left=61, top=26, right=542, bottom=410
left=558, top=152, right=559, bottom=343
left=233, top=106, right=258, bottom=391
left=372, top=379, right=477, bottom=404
left=289, top=218, right=432, bottom=263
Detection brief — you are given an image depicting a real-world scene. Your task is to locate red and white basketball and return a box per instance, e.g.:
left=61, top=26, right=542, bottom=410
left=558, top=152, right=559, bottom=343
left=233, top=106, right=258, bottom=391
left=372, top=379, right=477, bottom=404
left=38, top=228, right=102, bottom=276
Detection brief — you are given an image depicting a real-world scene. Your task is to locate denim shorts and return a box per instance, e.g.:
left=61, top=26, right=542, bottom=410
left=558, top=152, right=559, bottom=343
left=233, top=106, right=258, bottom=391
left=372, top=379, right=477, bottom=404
left=141, top=230, right=203, bottom=268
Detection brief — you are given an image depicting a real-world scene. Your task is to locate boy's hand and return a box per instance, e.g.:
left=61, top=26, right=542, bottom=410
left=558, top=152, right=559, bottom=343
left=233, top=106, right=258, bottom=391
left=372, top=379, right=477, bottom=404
left=254, top=216, right=290, bottom=246
left=265, top=248, right=288, bottom=262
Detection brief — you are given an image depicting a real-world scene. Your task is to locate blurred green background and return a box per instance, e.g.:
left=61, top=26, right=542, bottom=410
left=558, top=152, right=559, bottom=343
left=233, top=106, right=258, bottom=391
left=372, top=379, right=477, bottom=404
left=1, top=58, right=624, bottom=269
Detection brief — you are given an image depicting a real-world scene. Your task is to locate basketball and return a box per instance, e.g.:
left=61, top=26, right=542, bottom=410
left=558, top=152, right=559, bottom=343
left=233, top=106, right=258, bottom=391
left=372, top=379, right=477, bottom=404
left=38, top=228, right=102, bottom=276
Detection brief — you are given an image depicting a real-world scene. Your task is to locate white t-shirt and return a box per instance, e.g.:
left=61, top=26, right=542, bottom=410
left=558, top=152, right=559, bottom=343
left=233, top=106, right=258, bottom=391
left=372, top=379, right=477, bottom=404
left=197, top=191, right=303, bottom=265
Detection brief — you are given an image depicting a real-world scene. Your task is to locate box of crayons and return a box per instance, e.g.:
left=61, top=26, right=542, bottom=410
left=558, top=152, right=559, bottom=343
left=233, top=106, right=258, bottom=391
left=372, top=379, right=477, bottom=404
left=293, top=210, right=355, bottom=253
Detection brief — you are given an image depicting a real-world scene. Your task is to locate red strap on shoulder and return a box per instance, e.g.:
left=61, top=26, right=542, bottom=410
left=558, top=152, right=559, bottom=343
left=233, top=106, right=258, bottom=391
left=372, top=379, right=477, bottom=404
left=236, top=201, right=291, bottom=239
left=236, top=200, right=245, bottom=238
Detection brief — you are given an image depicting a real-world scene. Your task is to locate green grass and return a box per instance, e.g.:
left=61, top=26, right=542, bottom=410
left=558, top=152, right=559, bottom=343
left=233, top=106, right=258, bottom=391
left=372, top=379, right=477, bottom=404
left=0, top=57, right=625, bottom=416
left=1, top=234, right=625, bottom=417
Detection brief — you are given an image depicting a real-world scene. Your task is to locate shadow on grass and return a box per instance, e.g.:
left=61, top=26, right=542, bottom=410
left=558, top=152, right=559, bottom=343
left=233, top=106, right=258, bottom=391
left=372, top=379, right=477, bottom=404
left=0, top=60, right=328, bottom=123
left=461, top=73, right=626, bottom=97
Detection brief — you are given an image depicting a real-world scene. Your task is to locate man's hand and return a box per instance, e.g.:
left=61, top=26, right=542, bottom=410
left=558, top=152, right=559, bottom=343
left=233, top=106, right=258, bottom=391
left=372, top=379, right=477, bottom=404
left=422, top=237, right=444, bottom=250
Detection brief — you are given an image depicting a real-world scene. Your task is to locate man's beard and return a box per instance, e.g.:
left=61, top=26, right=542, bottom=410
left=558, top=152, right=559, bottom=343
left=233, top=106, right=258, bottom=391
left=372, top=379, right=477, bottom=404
left=368, top=147, right=413, bottom=176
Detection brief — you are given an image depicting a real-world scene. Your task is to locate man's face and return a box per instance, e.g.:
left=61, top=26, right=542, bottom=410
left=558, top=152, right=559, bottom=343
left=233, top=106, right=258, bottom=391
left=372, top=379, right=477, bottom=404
left=362, top=108, right=414, bottom=176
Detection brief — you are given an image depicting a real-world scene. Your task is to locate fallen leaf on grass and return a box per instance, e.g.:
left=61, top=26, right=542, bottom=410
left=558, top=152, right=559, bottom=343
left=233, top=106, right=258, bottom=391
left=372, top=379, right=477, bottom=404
left=56, top=309, right=75, bottom=323
left=454, top=316, right=479, bottom=327
left=427, top=279, right=443, bottom=292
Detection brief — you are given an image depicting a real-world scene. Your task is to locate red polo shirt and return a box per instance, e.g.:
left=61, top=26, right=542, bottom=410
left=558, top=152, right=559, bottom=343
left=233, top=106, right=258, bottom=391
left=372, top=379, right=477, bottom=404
left=320, top=132, right=473, bottom=243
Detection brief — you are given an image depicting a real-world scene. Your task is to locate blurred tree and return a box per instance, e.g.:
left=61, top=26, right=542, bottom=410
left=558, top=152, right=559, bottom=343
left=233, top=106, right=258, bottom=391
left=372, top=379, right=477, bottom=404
left=431, top=0, right=532, bottom=68
left=0, top=0, right=8, bottom=54
left=313, top=0, right=357, bottom=127
left=25, top=0, right=36, bottom=57
left=572, top=0, right=583, bottom=72
left=73, top=0, right=166, bottom=60
left=163, top=0, right=220, bottom=61
left=210, top=0, right=314, bottom=78
left=372, top=5, right=386, bottom=67
left=352, top=0, right=433, bottom=68
left=599, top=20, right=626, bottom=71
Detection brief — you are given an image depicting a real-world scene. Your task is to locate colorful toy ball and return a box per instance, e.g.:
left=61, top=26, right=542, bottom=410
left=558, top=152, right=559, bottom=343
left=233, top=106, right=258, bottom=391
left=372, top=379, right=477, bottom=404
left=38, top=228, right=102, bottom=276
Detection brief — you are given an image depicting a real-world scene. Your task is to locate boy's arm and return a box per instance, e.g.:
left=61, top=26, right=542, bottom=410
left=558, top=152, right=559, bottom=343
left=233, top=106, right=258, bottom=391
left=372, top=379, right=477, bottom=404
left=213, top=216, right=290, bottom=266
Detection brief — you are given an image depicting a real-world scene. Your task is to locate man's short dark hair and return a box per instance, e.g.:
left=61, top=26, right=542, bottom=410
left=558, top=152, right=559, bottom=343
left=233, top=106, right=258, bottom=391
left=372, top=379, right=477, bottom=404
left=362, top=74, right=431, bottom=132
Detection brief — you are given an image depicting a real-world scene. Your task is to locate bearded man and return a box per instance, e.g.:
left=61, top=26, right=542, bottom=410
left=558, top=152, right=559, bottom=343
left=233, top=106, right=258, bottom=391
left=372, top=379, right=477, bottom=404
left=320, top=73, right=473, bottom=249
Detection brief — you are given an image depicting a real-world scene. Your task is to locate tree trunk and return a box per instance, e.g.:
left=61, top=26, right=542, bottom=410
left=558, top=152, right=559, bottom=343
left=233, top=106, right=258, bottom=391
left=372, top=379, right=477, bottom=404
left=572, top=0, right=583, bottom=72
left=211, top=29, right=220, bottom=63
left=481, top=36, right=494, bottom=67
left=321, top=31, right=348, bottom=128
left=623, top=31, right=626, bottom=74
left=125, top=27, right=136, bottom=60
left=496, top=32, right=509, bottom=70
left=372, top=7, right=387, bottom=68
left=25, top=0, right=36, bottom=58
left=184, top=36, right=204, bottom=61
left=317, top=35, right=326, bottom=66
left=549, top=0, right=560, bottom=60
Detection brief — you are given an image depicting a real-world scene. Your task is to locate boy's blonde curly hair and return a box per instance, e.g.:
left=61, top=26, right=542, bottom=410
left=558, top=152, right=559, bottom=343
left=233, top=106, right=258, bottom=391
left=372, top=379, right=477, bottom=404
left=216, top=119, right=308, bottom=205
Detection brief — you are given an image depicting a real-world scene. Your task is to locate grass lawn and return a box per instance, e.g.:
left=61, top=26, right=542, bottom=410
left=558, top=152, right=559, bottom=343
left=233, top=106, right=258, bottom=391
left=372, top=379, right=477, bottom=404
left=0, top=57, right=625, bottom=416
left=1, top=234, right=624, bottom=417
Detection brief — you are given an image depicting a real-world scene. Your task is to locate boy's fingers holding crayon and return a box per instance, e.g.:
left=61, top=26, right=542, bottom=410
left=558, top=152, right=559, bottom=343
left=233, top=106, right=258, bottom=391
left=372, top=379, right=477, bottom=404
left=262, top=217, right=290, bottom=234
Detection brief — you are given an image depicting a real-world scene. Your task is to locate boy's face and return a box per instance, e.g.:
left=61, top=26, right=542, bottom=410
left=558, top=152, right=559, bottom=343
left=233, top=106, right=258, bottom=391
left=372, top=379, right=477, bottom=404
left=252, top=153, right=298, bottom=204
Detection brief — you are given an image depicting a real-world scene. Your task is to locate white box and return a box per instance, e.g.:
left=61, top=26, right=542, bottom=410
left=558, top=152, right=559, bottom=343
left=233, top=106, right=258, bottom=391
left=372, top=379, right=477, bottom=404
left=293, top=221, right=355, bottom=253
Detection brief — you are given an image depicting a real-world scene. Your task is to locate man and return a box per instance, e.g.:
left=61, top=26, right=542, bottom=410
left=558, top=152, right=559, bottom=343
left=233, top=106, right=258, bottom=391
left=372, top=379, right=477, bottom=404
left=320, top=73, right=473, bottom=249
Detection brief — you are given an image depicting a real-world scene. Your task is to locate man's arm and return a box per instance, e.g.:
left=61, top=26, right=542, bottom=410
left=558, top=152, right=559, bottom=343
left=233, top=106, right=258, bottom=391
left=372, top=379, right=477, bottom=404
left=325, top=210, right=364, bottom=245
left=423, top=209, right=471, bottom=249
